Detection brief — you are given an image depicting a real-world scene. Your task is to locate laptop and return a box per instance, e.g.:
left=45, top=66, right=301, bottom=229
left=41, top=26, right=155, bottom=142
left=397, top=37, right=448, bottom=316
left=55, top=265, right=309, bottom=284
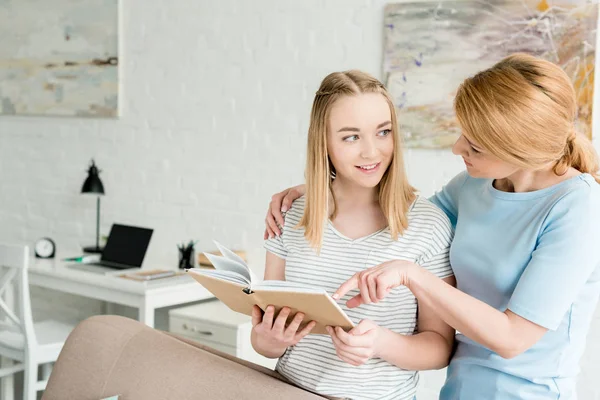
left=70, top=224, right=153, bottom=274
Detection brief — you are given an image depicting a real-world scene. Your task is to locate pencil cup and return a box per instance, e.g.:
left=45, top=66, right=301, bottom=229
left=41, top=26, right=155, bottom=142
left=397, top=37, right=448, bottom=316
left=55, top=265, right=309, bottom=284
left=178, top=246, right=195, bottom=269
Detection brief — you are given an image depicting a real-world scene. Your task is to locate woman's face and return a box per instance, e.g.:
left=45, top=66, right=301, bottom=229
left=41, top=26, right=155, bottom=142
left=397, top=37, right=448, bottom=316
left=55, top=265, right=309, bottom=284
left=452, top=134, right=518, bottom=179
left=326, top=93, right=394, bottom=189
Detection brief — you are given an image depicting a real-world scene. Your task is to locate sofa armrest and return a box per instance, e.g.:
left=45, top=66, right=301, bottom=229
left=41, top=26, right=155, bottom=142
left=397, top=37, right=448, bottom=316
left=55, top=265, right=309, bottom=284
left=43, top=315, right=332, bottom=400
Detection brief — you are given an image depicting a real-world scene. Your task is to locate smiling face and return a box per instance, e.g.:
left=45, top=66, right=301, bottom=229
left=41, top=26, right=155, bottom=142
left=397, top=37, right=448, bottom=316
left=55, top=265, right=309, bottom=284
left=452, top=133, right=518, bottom=179
left=326, top=93, right=394, bottom=189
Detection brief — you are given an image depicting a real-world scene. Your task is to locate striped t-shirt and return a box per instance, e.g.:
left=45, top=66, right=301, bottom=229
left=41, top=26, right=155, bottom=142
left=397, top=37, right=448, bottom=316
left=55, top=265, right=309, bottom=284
left=264, top=195, right=454, bottom=400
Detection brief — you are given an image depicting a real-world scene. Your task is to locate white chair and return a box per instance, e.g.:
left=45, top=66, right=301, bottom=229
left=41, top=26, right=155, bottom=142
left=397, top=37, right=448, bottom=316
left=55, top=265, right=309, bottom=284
left=0, top=244, right=76, bottom=400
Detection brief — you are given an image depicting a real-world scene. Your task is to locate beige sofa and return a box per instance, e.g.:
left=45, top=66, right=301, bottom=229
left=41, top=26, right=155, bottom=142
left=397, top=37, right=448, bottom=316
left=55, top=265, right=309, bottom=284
left=42, top=315, right=332, bottom=400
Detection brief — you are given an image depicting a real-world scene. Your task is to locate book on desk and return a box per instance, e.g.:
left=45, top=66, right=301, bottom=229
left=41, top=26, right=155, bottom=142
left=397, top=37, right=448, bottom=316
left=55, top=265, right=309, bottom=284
left=122, top=269, right=178, bottom=281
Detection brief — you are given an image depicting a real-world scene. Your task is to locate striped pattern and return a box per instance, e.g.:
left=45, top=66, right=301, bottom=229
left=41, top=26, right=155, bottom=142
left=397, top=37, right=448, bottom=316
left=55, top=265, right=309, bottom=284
left=264, top=196, right=453, bottom=400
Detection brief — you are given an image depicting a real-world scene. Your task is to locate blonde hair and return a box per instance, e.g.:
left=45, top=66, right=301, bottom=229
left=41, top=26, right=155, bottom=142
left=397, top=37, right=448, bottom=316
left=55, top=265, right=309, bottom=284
left=299, top=70, right=416, bottom=251
left=454, top=52, right=600, bottom=184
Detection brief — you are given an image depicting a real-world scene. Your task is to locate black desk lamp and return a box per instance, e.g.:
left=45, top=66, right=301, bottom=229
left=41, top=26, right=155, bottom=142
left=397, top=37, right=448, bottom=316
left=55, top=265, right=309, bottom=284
left=81, top=159, right=105, bottom=253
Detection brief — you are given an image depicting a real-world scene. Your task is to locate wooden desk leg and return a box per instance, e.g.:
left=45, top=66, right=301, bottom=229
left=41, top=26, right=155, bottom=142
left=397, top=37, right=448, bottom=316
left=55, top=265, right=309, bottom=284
left=139, top=304, right=155, bottom=328
left=0, top=356, right=15, bottom=400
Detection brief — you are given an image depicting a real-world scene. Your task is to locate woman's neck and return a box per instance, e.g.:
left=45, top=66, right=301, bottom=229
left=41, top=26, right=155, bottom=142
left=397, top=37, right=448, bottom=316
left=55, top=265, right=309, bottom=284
left=330, top=177, right=379, bottom=209
left=495, top=166, right=581, bottom=193
left=328, top=176, right=388, bottom=239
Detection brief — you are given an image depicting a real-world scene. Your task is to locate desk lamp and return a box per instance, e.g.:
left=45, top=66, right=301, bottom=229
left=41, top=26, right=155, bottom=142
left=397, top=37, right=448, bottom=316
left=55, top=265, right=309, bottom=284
left=81, top=159, right=105, bottom=253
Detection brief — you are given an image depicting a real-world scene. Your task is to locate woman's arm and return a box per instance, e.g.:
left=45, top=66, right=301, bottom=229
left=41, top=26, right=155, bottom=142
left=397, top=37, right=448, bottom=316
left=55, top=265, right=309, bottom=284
left=263, top=251, right=285, bottom=280
left=377, top=276, right=456, bottom=370
left=334, top=261, right=547, bottom=359
left=408, top=267, right=546, bottom=359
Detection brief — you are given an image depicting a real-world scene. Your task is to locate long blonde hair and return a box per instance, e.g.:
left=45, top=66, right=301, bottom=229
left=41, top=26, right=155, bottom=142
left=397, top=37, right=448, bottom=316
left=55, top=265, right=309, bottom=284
left=299, top=70, right=416, bottom=251
left=454, top=52, right=600, bottom=184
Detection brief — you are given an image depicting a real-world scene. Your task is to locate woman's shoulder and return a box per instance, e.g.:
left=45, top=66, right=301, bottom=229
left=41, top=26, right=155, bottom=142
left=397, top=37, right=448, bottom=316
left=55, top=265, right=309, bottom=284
left=550, top=174, right=600, bottom=211
left=282, top=195, right=306, bottom=223
left=409, top=196, right=453, bottom=232
left=564, top=173, right=599, bottom=193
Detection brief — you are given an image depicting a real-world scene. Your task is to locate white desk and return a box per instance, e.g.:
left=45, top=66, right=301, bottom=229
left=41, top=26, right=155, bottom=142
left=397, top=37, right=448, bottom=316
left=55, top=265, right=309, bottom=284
left=29, top=257, right=214, bottom=328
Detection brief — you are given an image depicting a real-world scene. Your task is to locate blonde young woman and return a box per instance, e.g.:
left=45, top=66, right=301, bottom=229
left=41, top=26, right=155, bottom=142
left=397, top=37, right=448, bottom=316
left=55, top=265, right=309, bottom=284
left=265, top=53, right=600, bottom=399
left=252, top=70, right=455, bottom=400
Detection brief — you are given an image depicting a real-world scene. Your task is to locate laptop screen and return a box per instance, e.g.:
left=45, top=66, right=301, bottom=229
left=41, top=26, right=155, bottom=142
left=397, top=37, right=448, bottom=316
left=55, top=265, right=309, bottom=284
left=101, top=224, right=153, bottom=267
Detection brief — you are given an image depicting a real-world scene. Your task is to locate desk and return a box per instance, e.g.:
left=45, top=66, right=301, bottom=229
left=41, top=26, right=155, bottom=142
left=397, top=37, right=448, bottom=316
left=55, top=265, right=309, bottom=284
left=29, top=256, right=214, bottom=328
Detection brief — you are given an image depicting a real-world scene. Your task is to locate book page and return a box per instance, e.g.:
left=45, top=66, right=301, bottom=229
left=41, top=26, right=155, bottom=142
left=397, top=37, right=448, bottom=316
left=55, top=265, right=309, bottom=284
left=203, top=252, right=252, bottom=283
left=192, top=269, right=250, bottom=286
left=214, top=241, right=259, bottom=284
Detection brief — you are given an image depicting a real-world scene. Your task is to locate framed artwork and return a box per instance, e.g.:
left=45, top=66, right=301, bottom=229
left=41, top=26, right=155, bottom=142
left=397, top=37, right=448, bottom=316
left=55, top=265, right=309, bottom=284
left=384, top=1, right=598, bottom=148
left=0, top=0, right=119, bottom=117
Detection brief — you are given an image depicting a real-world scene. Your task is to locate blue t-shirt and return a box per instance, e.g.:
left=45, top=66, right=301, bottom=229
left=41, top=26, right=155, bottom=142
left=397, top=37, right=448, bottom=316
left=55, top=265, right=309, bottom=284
left=429, top=172, right=600, bottom=400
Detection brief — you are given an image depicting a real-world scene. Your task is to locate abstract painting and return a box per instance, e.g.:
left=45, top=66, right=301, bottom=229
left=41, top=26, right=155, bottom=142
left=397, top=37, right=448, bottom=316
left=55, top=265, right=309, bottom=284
left=384, top=0, right=598, bottom=148
left=0, top=0, right=119, bottom=118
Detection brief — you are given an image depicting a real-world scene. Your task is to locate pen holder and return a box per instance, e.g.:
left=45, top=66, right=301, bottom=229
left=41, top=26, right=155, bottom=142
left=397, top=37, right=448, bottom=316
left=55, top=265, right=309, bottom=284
left=178, top=246, right=195, bottom=269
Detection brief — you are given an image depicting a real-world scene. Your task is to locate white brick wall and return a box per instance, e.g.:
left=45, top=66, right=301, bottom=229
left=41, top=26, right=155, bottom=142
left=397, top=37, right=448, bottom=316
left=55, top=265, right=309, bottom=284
left=0, top=0, right=598, bottom=398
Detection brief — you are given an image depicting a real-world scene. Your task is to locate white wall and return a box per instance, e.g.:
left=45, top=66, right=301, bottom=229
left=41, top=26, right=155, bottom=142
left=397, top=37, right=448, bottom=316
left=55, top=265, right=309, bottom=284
left=0, top=1, right=598, bottom=399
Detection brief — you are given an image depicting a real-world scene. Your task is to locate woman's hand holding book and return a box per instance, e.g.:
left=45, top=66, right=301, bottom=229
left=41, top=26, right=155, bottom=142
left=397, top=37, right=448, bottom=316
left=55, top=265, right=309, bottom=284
left=251, top=305, right=316, bottom=359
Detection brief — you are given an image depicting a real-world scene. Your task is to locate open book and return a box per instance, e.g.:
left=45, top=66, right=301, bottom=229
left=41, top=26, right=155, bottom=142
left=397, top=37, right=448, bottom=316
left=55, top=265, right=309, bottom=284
left=186, top=241, right=354, bottom=335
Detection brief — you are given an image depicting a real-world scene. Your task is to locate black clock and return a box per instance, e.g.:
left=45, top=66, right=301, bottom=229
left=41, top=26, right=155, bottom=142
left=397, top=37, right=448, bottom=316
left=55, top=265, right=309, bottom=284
left=34, top=237, right=56, bottom=259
